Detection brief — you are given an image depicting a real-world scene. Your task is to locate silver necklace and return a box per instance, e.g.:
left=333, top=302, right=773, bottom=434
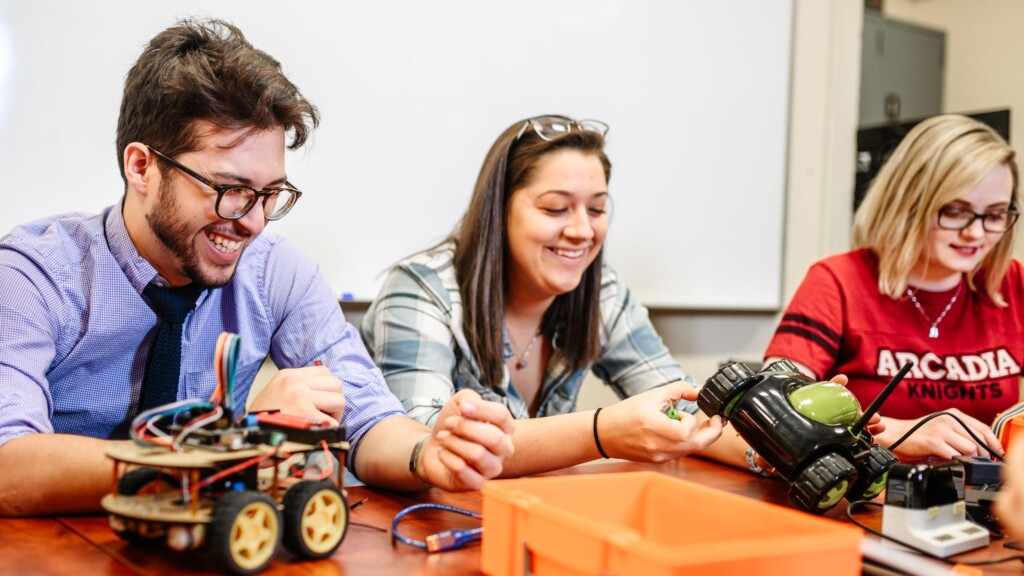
left=906, top=282, right=962, bottom=339
left=509, top=328, right=542, bottom=370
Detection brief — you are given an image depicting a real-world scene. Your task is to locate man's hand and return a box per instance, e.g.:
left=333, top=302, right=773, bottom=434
left=598, top=381, right=723, bottom=463
left=249, top=366, right=345, bottom=425
left=416, top=390, right=515, bottom=491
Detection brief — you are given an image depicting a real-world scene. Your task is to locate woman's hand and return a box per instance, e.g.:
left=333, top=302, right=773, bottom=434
left=873, top=409, right=1003, bottom=460
left=596, top=381, right=723, bottom=463
left=417, top=389, right=516, bottom=491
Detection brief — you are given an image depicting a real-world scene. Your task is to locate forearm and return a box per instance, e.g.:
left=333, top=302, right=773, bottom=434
left=500, top=411, right=601, bottom=477
left=0, top=434, right=115, bottom=516
left=352, top=415, right=431, bottom=492
left=696, top=424, right=750, bottom=470
left=499, top=382, right=728, bottom=476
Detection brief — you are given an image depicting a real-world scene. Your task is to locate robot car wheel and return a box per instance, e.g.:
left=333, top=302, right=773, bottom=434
left=789, top=453, right=857, bottom=514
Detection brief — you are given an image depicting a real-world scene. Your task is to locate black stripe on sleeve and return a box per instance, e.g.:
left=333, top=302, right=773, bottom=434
left=773, top=325, right=839, bottom=358
left=781, top=313, right=841, bottom=346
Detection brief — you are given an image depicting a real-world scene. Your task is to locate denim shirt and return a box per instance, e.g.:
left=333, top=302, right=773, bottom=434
left=361, top=243, right=696, bottom=425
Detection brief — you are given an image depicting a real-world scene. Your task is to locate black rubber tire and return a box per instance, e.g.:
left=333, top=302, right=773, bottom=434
left=207, top=490, right=281, bottom=575
left=111, top=467, right=178, bottom=544
left=698, top=361, right=755, bottom=418
left=849, top=445, right=899, bottom=501
left=117, top=467, right=178, bottom=495
left=110, top=517, right=166, bottom=545
left=789, top=453, right=858, bottom=514
left=760, top=358, right=802, bottom=375
left=282, top=480, right=349, bottom=559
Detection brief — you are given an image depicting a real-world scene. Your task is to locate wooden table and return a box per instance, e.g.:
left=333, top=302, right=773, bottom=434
left=2, top=458, right=1021, bottom=575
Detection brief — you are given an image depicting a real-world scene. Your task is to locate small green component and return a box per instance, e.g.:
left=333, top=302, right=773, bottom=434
left=665, top=407, right=681, bottom=421
left=788, top=382, right=862, bottom=426
left=723, top=393, right=744, bottom=418
left=268, top=431, right=287, bottom=446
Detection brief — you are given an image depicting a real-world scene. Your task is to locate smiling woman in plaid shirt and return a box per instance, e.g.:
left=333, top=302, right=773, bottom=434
left=362, top=115, right=727, bottom=476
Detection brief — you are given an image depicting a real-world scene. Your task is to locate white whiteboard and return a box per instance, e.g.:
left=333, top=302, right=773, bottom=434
left=0, top=0, right=791, bottom=310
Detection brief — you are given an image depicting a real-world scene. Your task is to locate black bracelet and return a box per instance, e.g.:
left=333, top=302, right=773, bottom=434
left=593, top=407, right=610, bottom=459
left=409, top=434, right=430, bottom=481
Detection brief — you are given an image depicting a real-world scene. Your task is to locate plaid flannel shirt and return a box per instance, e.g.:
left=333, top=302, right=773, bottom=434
left=361, top=243, right=697, bottom=425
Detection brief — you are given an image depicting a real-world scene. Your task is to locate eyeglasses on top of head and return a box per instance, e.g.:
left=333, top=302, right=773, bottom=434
left=937, top=205, right=1020, bottom=233
left=147, top=146, right=302, bottom=221
left=515, top=116, right=610, bottom=142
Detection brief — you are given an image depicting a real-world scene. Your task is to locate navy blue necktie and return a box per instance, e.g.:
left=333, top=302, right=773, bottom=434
left=139, top=282, right=204, bottom=412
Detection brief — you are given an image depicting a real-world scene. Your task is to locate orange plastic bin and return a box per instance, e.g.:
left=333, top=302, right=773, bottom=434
left=481, top=471, right=861, bottom=576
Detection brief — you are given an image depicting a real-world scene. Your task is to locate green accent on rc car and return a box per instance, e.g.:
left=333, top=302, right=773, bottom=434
left=788, top=382, right=862, bottom=426
left=863, top=472, right=889, bottom=499
left=819, top=479, right=849, bottom=509
left=723, top=393, right=745, bottom=418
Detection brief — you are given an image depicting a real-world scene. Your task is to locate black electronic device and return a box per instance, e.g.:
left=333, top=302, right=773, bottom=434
left=698, top=359, right=902, bottom=514
left=952, top=455, right=1005, bottom=538
left=882, top=461, right=990, bottom=556
left=964, top=484, right=1003, bottom=538
left=954, top=455, right=1004, bottom=486
left=885, top=461, right=964, bottom=509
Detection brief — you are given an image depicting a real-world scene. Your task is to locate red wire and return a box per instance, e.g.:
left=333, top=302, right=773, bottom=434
left=190, top=448, right=277, bottom=495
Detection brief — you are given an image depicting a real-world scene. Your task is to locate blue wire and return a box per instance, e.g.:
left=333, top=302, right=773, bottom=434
left=391, top=503, right=483, bottom=552
left=218, top=333, right=240, bottom=415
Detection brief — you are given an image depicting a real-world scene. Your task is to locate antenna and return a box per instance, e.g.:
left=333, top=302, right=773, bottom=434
left=850, top=361, right=914, bottom=437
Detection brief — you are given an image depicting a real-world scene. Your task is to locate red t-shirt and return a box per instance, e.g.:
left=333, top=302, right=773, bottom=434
left=765, top=248, right=1023, bottom=424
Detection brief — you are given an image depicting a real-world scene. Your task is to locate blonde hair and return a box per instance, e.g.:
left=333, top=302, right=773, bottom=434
left=852, top=114, right=1019, bottom=306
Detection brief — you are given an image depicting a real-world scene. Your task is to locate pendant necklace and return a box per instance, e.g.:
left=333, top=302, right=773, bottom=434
left=906, top=282, right=962, bottom=339
left=509, top=328, right=542, bottom=370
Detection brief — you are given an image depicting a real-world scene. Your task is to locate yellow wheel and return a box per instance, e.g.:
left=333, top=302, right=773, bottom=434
left=208, top=491, right=281, bottom=574
left=282, top=480, right=349, bottom=559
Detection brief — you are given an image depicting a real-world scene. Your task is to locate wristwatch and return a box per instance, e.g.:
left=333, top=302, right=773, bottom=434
left=746, top=446, right=771, bottom=477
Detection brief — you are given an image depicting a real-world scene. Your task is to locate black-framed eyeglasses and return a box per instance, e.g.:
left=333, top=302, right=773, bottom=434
left=147, top=146, right=302, bottom=221
left=515, top=116, right=610, bottom=142
left=937, top=205, right=1020, bottom=233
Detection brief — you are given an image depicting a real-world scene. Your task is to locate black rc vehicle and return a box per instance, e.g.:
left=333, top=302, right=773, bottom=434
left=697, top=359, right=905, bottom=514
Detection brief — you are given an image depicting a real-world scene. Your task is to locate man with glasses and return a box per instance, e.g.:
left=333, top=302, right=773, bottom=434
left=0, top=18, right=513, bottom=516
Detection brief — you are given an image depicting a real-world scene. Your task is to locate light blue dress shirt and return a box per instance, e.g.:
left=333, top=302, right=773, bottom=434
left=0, top=204, right=404, bottom=469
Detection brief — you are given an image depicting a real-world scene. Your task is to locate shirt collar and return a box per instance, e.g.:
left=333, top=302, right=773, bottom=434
left=103, top=202, right=162, bottom=294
